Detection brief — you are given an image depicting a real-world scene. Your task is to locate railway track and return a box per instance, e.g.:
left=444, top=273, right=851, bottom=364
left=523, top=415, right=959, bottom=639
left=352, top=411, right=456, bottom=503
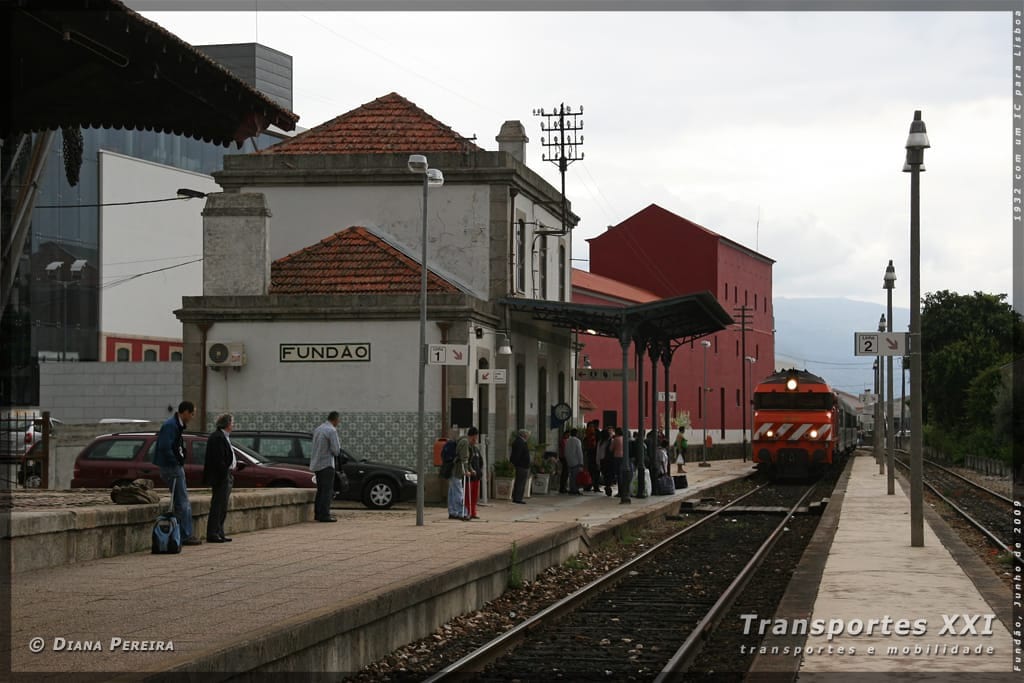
left=894, top=455, right=1014, bottom=557
left=423, top=481, right=821, bottom=681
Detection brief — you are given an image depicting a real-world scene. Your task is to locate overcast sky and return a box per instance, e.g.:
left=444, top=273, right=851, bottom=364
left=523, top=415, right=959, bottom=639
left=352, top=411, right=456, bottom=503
left=136, top=6, right=1015, bottom=310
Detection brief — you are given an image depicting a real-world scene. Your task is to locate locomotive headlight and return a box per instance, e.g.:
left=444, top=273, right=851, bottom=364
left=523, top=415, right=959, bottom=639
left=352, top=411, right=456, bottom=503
left=765, top=429, right=775, bottom=438
left=809, top=429, right=819, bottom=439
left=786, top=378, right=798, bottom=391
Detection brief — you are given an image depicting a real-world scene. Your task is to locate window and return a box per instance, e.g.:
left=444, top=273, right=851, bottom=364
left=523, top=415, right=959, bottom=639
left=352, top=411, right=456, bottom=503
left=733, top=285, right=738, bottom=302
left=516, top=218, right=526, bottom=293
left=538, top=367, right=547, bottom=429
left=736, top=340, right=740, bottom=357
left=539, top=236, right=548, bottom=298
left=557, top=371, right=566, bottom=405
left=516, top=363, right=526, bottom=429
left=191, top=440, right=206, bottom=466
left=558, top=245, right=566, bottom=302
left=171, top=351, right=182, bottom=361
left=736, top=388, right=741, bottom=407
left=116, top=348, right=130, bottom=362
left=745, top=290, right=748, bottom=306
left=754, top=293, right=758, bottom=310
left=86, top=438, right=147, bottom=461
left=724, top=282, right=728, bottom=299
left=144, top=349, right=157, bottom=361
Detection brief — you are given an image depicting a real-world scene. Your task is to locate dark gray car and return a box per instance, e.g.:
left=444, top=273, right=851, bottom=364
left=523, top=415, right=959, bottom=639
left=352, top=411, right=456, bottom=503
left=231, top=430, right=417, bottom=509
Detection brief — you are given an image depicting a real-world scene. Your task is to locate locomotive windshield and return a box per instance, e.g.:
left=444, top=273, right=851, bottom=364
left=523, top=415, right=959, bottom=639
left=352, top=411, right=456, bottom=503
left=754, top=392, right=834, bottom=411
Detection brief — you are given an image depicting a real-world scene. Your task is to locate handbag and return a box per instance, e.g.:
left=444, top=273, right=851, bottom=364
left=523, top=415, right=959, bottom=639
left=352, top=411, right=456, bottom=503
left=576, top=469, right=592, bottom=487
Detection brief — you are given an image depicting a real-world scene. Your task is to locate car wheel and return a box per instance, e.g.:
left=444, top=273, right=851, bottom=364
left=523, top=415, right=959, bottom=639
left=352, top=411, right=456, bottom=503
left=362, top=478, right=396, bottom=509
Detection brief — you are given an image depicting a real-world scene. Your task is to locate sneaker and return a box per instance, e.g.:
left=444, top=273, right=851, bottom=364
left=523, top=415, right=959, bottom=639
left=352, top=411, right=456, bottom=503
left=317, top=517, right=338, bottom=523
left=182, top=536, right=203, bottom=546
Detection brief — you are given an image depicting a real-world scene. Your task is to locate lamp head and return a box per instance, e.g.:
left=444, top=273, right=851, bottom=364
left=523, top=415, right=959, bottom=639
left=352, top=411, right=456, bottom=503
left=497, top=334, right=512, bottom=356
left=176, top=188, right=207, bottom=199
left=700, top=340, right=711, bottom=349
left=905, top=110, right=930, bottom=151
left=407, top=154, right=428, bottom=173
left=883, top=260, right=896, bottom=289
left=426, top=168, right=444, bottom=187
left=45, top=261, right=63, bottom=273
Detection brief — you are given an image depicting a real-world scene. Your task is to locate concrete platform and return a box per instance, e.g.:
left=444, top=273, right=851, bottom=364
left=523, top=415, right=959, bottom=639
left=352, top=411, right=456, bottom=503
left=7, top=459, right=755, bottom=676
left=750, top=452, right=1014, bottom=678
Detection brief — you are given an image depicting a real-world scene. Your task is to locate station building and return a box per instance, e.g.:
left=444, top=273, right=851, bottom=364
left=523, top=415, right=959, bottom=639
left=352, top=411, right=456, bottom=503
left=178, top=93, right=577, bottom=465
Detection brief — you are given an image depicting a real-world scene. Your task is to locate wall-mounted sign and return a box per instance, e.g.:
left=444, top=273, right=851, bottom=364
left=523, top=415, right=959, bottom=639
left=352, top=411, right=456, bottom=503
left=657, top=391, right=677, bottom=402
left=575, top=368, right=636, bottom=381
left=279, top=343, right=371, bottom=362
left=478, top=368, right=508, bottom=384
left=428, top=344, right=468, bottom=366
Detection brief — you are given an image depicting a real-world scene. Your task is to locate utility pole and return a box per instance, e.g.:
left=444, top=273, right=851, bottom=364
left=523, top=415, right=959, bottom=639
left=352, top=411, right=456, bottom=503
left=734, top=305, right=751, bottom=462
left=533, top=104, right=584, bottom=235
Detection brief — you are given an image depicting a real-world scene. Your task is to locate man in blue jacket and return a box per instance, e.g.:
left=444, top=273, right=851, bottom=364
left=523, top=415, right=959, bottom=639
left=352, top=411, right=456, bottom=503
left=154, top=401, right=201, bottom=545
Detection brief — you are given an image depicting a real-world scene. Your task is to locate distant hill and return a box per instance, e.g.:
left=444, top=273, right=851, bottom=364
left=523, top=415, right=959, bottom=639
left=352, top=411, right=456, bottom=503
left=773, top=297, right=909, bottom=397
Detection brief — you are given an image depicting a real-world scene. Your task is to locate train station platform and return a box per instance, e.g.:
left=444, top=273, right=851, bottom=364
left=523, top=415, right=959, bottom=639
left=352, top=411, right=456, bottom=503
left=7, top=459, right=754, bottom=676
left=750, top=452, right=1014, bottom=679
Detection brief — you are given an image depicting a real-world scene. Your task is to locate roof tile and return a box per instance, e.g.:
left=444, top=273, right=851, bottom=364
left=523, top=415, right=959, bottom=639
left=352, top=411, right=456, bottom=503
left=261, top=92, right=480, bottom=155
left=270, top=227, right=459, bottom=295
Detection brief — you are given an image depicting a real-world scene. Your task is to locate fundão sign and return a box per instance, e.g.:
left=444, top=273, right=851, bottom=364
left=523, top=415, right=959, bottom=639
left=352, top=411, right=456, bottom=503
left=279, top=343, right=371, bottom=362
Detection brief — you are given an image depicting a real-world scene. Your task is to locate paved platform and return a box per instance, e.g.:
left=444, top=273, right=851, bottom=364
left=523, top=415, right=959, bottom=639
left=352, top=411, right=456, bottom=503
left=7, top=459, right=755, bottom=676
left=751, top=452, right=1014, bottom=679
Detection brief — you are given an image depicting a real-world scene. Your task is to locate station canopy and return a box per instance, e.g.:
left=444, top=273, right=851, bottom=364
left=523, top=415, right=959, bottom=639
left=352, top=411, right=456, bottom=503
left=499, top=291, right=733, bottom=346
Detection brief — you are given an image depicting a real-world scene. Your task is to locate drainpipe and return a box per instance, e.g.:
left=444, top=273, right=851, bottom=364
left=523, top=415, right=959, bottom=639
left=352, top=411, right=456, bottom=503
left=508, top=188, right=518, bottom=294
left=198, top=321, right=212, bottom=432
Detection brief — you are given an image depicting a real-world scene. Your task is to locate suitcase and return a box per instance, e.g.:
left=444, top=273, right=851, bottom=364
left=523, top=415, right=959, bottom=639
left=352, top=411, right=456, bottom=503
left=673, top=474, right=689, bottom=490
left=151, top=480, right=182, bottom=554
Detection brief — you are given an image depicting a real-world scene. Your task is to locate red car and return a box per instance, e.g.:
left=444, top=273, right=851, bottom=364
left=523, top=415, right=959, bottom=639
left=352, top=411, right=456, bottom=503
left=71, top=432, right=316, bottom=489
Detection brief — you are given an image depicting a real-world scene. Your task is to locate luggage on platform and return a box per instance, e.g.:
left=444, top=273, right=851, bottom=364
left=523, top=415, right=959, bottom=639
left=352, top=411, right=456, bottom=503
left=673, top=474, right=689, bottom=490
left=151, top=480, right=182, bottom=554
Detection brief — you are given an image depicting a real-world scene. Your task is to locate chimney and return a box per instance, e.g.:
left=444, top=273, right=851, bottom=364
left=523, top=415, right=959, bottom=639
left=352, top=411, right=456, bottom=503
left=496, top=120, right=529, bottom=164
left=202, top=192, right=272, bottom=296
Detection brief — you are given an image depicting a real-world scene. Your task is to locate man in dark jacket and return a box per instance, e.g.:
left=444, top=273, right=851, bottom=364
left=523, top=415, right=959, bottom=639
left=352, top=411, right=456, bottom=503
left=202, top=413, right=235, bottom=543
left=154, top=401, right=201, bottom=545
left=509, top=428, right=531, bottom=504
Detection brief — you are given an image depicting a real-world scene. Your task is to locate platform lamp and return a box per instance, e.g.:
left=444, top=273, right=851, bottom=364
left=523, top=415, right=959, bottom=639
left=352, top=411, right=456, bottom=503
left=875, top=314, right=886, bottom=474
left=700, top=340, right=712, bottom=467
left=883, top=261, right=896, bottom=495
left=408, top=154, right=444, bottom=527
left=904, top=110, right=929, bottom=547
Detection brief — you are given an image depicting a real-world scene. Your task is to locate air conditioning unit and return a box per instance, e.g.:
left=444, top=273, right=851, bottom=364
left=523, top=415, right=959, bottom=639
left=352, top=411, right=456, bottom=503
left=206, top=342, right=246, bottom=368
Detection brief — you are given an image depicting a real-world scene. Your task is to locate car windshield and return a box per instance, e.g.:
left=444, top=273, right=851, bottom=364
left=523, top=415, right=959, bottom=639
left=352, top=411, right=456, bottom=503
left=234, top=442, right=271, bottom=464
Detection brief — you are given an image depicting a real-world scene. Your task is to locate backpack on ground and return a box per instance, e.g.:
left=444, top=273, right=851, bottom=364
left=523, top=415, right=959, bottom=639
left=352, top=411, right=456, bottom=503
left=439, top=439, right=458, bottom=479
left=151, top=480, right=182, bottom=554
left=111, top=478, right=161, bottom=505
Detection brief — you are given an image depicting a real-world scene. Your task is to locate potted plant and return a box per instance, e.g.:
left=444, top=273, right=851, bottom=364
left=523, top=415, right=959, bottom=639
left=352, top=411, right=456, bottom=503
left=530, top=451, right=555, bottom=495
left=492, top=459, right=515, bottom=500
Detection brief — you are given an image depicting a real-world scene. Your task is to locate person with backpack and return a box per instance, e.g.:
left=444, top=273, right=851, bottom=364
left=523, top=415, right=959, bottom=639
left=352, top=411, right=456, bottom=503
left=154, top=401, right=201, bottom=546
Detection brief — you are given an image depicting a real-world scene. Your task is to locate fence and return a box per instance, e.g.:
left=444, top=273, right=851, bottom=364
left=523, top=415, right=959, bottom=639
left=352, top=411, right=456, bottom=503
left=925, top=447, right=1011, bottom=479
left=0, top=409, right=40, bottom=488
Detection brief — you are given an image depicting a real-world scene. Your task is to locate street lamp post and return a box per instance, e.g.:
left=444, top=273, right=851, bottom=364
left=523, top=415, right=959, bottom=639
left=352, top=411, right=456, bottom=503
left=876, top=313, right=886, bottom=475
left=700, top=340, right=711, bottom=467
left=904, top=110, right=929, bottom=547
left=408, top=154, right=444, bottom=528
left=745, top=356, right=756, bottom=463
left=883, top=261, right=896, bottom=495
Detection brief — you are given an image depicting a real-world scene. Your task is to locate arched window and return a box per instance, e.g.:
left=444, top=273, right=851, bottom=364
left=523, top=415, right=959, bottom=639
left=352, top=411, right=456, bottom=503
left=171, top=351, right=182, bottom=361
left=116, top=348, right=130, bottom=362
left=144, top=349, right=157, bottom=361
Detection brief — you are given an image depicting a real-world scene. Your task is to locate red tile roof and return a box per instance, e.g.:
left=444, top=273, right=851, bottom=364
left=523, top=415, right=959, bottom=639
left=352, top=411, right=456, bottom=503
left=262, top=92, right=481, bottom=155
left=270, top=227, right=460, bottom=295
left=572, top=268, right=658, bottom=304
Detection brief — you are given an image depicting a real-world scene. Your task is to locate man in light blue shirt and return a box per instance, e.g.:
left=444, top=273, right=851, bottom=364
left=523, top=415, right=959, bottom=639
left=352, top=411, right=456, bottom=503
left=311, top=411, right=341, bottom=523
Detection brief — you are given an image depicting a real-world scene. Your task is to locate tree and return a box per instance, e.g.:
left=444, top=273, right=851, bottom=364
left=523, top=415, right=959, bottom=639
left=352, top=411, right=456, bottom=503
left=920, top=290, right=1023, bottom=432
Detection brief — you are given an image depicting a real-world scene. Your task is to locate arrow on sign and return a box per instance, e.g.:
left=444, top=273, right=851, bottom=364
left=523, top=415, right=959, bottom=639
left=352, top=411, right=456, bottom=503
left=886, top=337, right=898, bottom=350
left=452, top=348, right=464, bottom=361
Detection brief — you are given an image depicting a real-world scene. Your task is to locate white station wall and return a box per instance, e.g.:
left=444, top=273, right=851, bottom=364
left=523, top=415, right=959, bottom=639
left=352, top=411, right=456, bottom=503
left=99, top=151, right=219, bottom=340
left=204, top=319, right=435, bottom=415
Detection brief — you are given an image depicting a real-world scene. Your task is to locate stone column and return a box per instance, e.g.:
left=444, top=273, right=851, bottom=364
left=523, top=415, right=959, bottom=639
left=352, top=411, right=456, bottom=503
left=202, top=192, right=272, bottom=296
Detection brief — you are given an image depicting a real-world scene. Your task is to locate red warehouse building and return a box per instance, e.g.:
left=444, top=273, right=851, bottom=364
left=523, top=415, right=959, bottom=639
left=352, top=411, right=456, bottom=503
left=576, top=204, right=775, bottom=444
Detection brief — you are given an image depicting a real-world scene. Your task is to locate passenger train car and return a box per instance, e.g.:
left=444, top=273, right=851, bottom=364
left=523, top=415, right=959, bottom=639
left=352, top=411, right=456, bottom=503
left=751, top=369, right=857, bottom=478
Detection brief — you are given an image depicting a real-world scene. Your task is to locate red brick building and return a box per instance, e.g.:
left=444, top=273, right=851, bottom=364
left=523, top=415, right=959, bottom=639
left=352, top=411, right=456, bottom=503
left=576, top=204, right=775, bottom=443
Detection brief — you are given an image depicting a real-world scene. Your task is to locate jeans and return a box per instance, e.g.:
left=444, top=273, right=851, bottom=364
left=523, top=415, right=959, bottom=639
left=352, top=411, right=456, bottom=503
left=314, top=466, right=334, bottom=520
left=159, top=465, right=193, bottom=538
left=448, top=475, right=466, bottom=517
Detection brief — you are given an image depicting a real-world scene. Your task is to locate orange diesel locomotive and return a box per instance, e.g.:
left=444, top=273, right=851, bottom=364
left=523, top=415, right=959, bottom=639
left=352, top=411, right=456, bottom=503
left=752, top=368, right=857, bottom=478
